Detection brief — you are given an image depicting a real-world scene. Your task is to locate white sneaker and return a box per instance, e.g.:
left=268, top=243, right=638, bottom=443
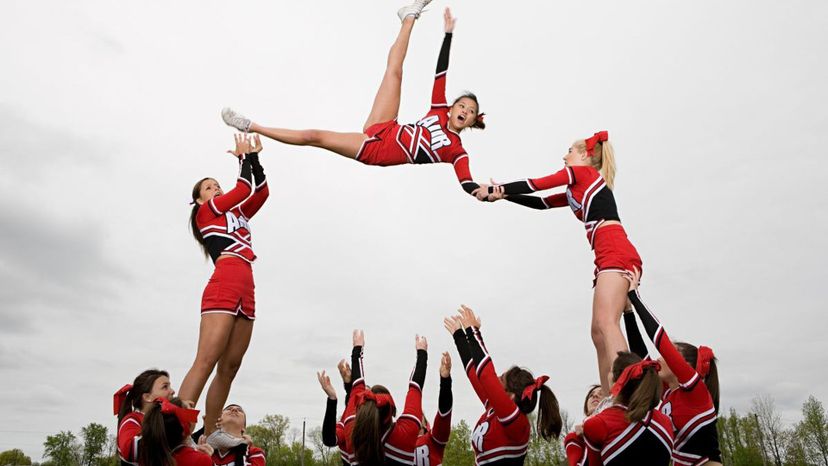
left=206, top=429, right=246, bottom=450
left=397, top=0, right=432, bottom=21
left=221, top=107, right=252, bottom=132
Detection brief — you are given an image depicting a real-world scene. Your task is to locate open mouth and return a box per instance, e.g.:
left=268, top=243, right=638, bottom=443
left=458, top=115, right=466, bottom=123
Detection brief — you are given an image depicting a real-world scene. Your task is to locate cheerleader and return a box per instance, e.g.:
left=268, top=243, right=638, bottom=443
left=178, top=134, right=269, bottom=437
left=344, top=330, right=429, bottom=465
left=139, top=397, right=213, bottom=466
left=114, top=369, right=175, bottom=466
left=319, top=337, right=362, bottom=465
left=209, top=404, right=266, bottom=466
left=479, top=132, right=640, bottom=393
left=625, top=268, right=722, bottom=466
left=563, top=384, right=602, bottom=466
left=414, top=352, right=453, bottom=466
left=221, top=7, right=488, bottom=197
left=445, top=305, right=562, bottom=465
left=582, top=352, right=674, bottom=465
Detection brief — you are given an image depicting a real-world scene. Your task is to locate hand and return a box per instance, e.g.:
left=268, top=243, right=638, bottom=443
left=623, top=298, right=633, bottom=314
left=439, top=352, right=452, bottom=377
left=337, top=359, right=352, bottom=384
left=353, top=329, right=365, bottom=347
left=317, top=370, right=337, bottom=400
left=196, top=435, right=214, bottom=456
left=574, top=423, right=584, bottom=435
left=251, top=134, right=263, bottom=153
left=443, top=7, right=457, bottom=33
left=443, top=316, right=463, bottom=335
left=227, top=133, right=252, bottom=158
left=487, top=184, right=505, bottom=202
left=458, top=304, right=481, bottom=329
left=415, top=334, right=428, bottom=351
left=242, top=433, right=253, bottom=446
left=472, top=184, right=491, bottom=201
left=624, top=267, right=641, bottom=292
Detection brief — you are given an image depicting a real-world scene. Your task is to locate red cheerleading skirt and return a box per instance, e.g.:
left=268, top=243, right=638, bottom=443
left=355, top=120, right=409, bottom=167
left=200, top=256, right=256, bottom=320
left=592, top=224, right=643, bottom=286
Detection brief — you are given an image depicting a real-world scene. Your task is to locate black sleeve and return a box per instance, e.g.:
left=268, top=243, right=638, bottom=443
left=452, top=330, right=473, bottom=369
left=436, top=33, right=452, bottom=75
left=412, top=349, right=428, bottom=389
left=438, top=376, right=453, bottom=414
left=351, top=346, right=363, bottom=383
left=461, top=181, right=481, bottom=195
left=343, top=381, right=353, bottom=406
left=505, top=194, right=551, bottom=210
left=246, top=152, right=266, bottom=187
left=322, top=398, right=337, bottom=447
left=464, top=327, right=487, bottom=365
left=239, top=156, right=253, bottom=185
left=490, top=180, right=534, bottom=196
left=624, top=311, right=649, bottom=359
left=628, top=291, right=660, bottom=339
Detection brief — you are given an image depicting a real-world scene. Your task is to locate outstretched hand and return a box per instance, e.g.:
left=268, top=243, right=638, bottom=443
left=227, top=133, right=252, bottom=158
left=444, top=7, right=457, bottom=33
left=251, top=134, right=263, bottom=153
left=416, top=334, right=429, bottom=351
left=317, top=370, right=337, bottom=400
left=439, top=352, right=452, bottom=377
left=458, top=304, right=481, bottom=329
left=624, top=267, right=642, bottom=292
left=487, top=178, right=505, bottom=201
left=196, top=434, right=214, bottom=456
left=443, top=316, right=463, bottom=335
left=337, top=359, right=352, bottom=384
left=353, top=329, right=365, bottom=347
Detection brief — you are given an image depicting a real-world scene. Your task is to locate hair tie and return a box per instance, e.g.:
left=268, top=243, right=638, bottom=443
left=584, top=130, right=609, bottom=157
left=521, top=375, right=550, bottom=401
left=156, top=398, right=200, bottom=436
left=611, top=360, right=660, bottom=396
left=355, top=391, right=395, bottom=411
left=696, top=346, right=715, bottom=377
left=113, top=384, right=133, bottom=415
left=476, top=113, right=486, bottom=123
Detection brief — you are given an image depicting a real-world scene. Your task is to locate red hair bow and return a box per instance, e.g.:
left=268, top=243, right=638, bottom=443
left=584, top=131, right=609, bottom=157
left=521, top=375, right=550, bottom=401
left=611, top=360, right=661, bottom=396
left=113, top=384, right=132, bottom=415
left=157, top=398, right=200, bottom=436
left=355, top=390, right=396, bottom=411
left=476, top=113, right=486, bottom=123
left=696, top=346, right=715, bottom=377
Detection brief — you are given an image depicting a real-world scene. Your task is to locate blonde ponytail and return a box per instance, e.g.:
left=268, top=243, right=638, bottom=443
left=593, top=141, right=616, bottom=190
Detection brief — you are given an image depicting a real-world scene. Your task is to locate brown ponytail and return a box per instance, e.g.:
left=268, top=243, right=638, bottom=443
left=676, top=342, right=720, bottom=413
left=352, top=385, right=394, bottom=466
left=117, top=369, right=169, bottom=425
left=503, top=366, right=563, bottom=441
left=190, top=178, right=210, bottom=259
left=139, top=397, right=185, bottom=466
left=611, top=352, right=662, bottom=423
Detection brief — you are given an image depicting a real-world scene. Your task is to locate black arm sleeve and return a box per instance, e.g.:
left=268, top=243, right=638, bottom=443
left=246, top=152, right=266, bottom=186
left=322, top=398, right=337, bottom=447
left=343, top=381, right=353, bottom=406
left=438, top=376, right=453, bottom=414
left=239, top=156, right=253, bottom=184
left=412, top=349, right=428, bottom=388
left=436, top=33, right=453, bottom=75
left=461, top=181, right=481, bottom=195
left=464, top=327, right=487, bottom=365
left=452, top=330, right=473, bottom=369
left=506, top=194, right=551, bottom=210
left=624, top=312, right=649, bottom=359
left=351, top=346, right=363, bottom=383
left=491, top=180, right=534, bottom=196
left=628, top=291, right=660, bottom=339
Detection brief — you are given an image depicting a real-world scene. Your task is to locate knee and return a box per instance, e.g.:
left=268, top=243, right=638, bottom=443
left=216, top=358, right=244, bottom=381
left=590, top=318, right=615, bottom=347
left=191, top=356, right=219, bottom=375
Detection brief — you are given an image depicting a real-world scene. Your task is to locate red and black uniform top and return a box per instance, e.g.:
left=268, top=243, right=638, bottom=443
left=117, top=411, right=143, bottom=466
left=212, top=445, right=267, bottom=466
left=452, top=327, right=530, bottom=466
left=563, top=431, right=589, bottom=466
left=171, top=444, right=213, bottom=466
left=495, top=166, right=620, bottom=247
left=196, top=152, right=269, bottom=263
left=583, top=405, right=673, bottom=465
left=414, top=375, right=453, bottom=466
left=324, top=346, right=362, bottom=465
left=399, top=33, right=480, bottom=196
left=627, top=290, right=722, bottom=466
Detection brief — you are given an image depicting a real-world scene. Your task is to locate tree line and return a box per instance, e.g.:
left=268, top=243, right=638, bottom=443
left=3, top=394, right=827, bottom=466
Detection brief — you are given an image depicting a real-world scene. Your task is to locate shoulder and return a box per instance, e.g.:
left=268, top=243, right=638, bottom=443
left=569, top=165, right=598, bottom=180
left=118, top=412, right=143, bottom=431
left=583, top=412, right=610, bottom=443
left=248, top=446, right=265, bottom=457
left=175, top=447, right=213, bottom=466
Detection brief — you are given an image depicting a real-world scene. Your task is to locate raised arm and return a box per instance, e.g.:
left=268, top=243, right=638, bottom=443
left=446, top=315, right=488, bottom=405
left=431, top=9, right=455, bottom=109
left=431, top=352, right=453, bottom=447
left=336, top=331, right=366, bottom=444
left=203, top=134, right=254, bottom=215
left=623, top=303, right=649, bottom=359
left=238, top=135, right=269, bottom=219
left=317, top=371, right=338, bottom=447
left=392, top=337, right=428, bottom=443
left=504, top=193, right=568, bottom=210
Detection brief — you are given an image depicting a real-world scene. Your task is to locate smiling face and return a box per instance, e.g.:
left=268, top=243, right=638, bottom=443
left=140, top=375, right=175, bottom=410
left=448, top=97, right=479, bottom=131
left=196, top=178, right=222, bottom=204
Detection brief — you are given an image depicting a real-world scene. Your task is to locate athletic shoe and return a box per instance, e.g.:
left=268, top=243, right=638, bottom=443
left=221, top=107, right=252, bottom=132
left=397, top=0, right=432, bottom=21
left=206, top=429, right=246, bottom=450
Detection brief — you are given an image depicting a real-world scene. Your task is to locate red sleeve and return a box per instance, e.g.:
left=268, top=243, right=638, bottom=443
left=431, top=410, right=452, bottom=447
left=247, top=446, right=266, bottom=466
left=542, top=193, right=568, bottom=208
left=452, top=154, right=472, bottom=184
left=396, top=383, right=425, bottom=438
left=238, top=183, right=269, bottom=219
left=582, top=416, right=606, bottom=465
left=564, top=432, right=587, bottom=466
left=117, top=415, right=142, bottom=463
left=432, top=73, right=447, bottom=108
left=528, top=166, right=575, bottom=191
left=337, top=379, right=365, bottom=447
left=200, top=157, right=254, bottom=218
left=472, top=336, right=521, bottom=426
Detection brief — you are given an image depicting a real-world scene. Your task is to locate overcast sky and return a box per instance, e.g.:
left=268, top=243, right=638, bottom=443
left=2, top=0, right=827, bottom=461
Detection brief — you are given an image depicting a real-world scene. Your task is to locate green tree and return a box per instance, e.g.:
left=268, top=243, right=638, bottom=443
left=718, top=408, right=765, bottom=466
left=247, top=414, right=291, bottom=458
left=799, top=395, right=828, bottom=465
left=443, top=420, right=474, bottom=466
left=43, top=431, right=81, bottom=466
left=0, top=448, right=32, bottom=465
left=267, top=441, right=314, bottom=466
left=753, top=395, right=785, bottom=466
left=80, top=423, right=108, bottom=466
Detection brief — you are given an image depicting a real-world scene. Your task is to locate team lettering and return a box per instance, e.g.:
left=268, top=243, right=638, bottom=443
left=225, top=212, right=250, bottom=234
left=418, top=115, right=451, bottom=150
left=414, top=444, right=431, bottom=466
left=471, top=421, right=489, bottom=452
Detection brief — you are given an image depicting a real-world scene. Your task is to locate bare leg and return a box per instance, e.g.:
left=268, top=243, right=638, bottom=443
left=248, top=124, right=367, bottom=159
left=178, top=314, right=236, bottom=404
left=202, top=317, right=254, bottom=436
left=363, top=16, right=416, bottom=131
left=591, top=272, right=631, bottom=393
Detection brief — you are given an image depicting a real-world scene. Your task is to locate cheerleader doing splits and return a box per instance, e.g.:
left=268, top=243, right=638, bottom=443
left=113, top=369, right=175, bottom=466
left=625, top=268, right=722, bottom=466
left=222, top=6, right=488, bottom=196
left=446, top=305, right=562, bottom=466
left=178, top=134, right=269, bottom=437
left=480, top=132, right=641, bottom=393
